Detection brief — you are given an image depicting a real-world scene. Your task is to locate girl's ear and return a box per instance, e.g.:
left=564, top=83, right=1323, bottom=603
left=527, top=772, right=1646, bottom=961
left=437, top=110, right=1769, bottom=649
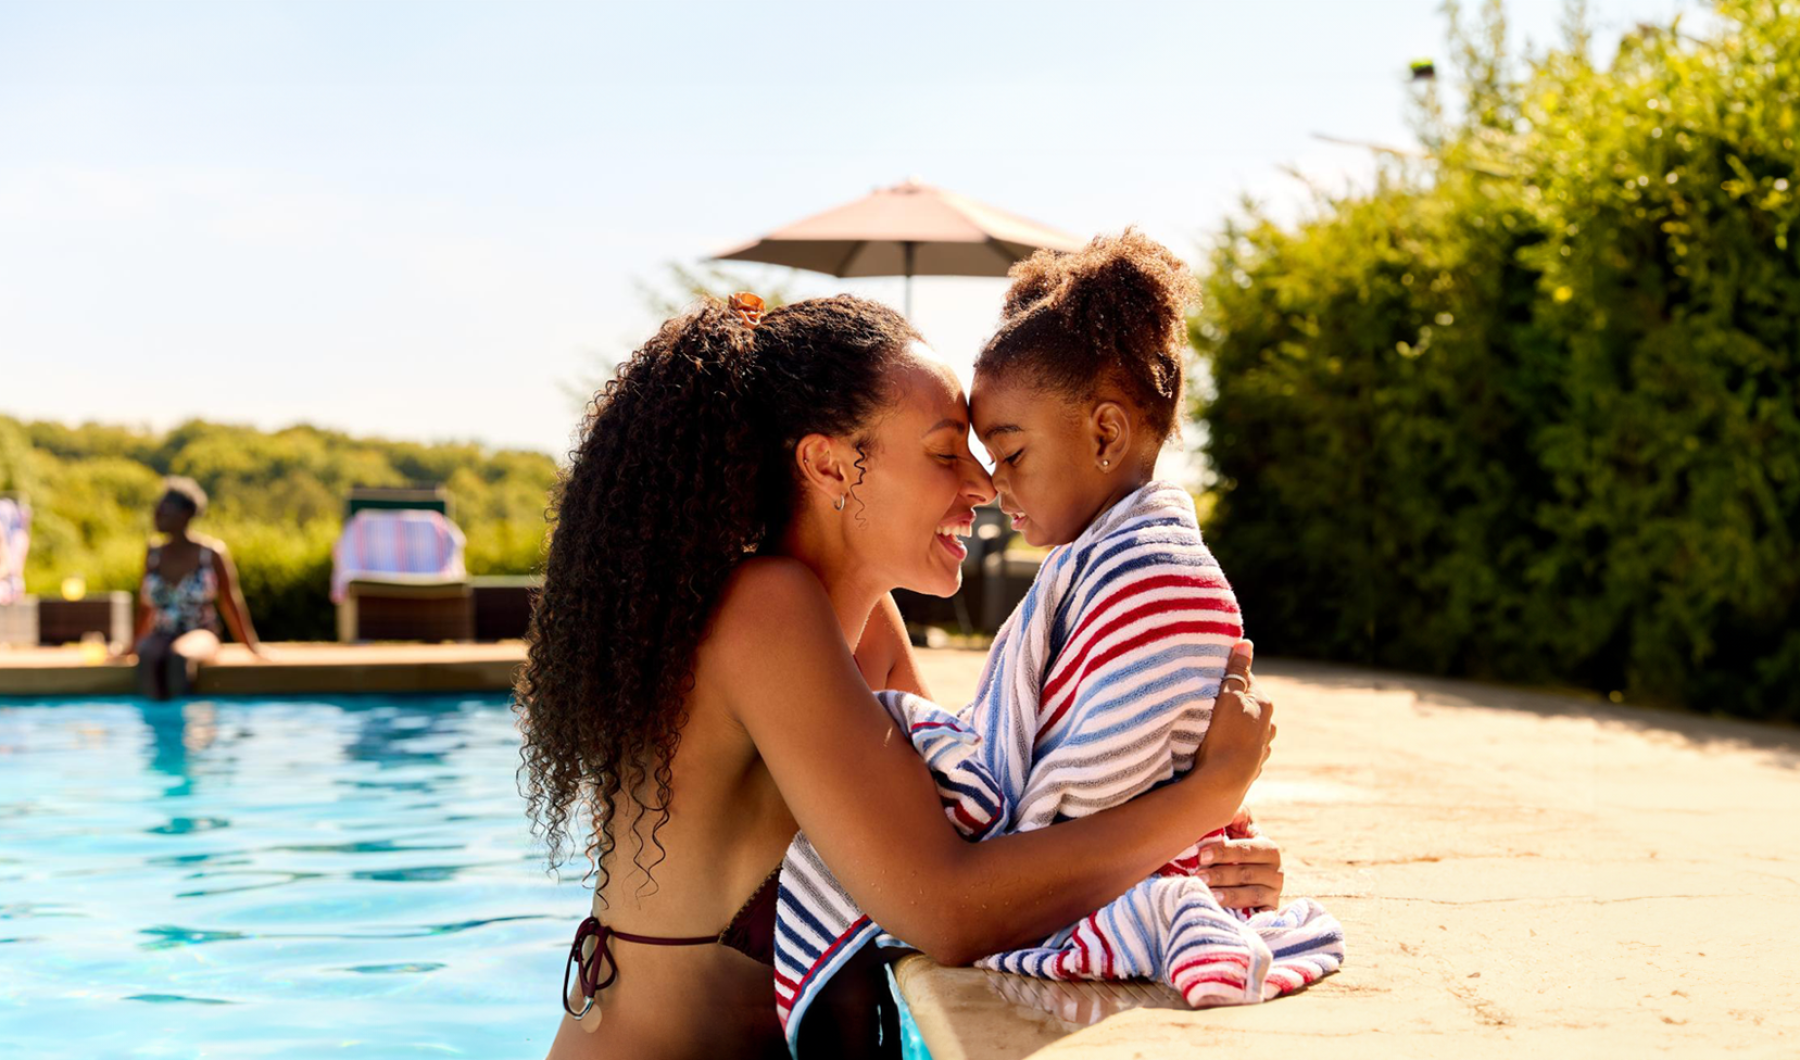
left=794, top=433, right=854, bottom=505
left=1089, top=400, right=1132, bottom=471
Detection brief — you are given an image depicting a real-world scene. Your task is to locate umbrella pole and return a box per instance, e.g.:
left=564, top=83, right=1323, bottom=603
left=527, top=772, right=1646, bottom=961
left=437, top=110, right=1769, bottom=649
left=903, top=241, right=916, bottom=317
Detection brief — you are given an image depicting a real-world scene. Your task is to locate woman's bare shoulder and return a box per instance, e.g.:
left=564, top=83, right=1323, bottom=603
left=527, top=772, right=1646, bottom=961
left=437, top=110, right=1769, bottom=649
left=709, top=557, right=834, bottom=652
left=191, top=533, right=231, bottom=556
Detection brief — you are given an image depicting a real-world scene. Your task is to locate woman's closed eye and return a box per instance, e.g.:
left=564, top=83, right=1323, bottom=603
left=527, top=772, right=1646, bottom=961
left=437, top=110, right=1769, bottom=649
left=1001, top=449, right=1024, bottom=467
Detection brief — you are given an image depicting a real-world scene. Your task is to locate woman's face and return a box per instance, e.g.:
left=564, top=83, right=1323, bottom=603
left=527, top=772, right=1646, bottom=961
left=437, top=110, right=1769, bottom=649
left=152, top=493, right=190, bottom=535
left=842, top=345, right=994, bottom=598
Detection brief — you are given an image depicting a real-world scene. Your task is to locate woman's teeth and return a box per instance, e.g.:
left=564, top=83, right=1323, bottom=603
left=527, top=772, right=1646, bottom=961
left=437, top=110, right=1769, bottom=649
left=935, top=522, right=972, bottom=539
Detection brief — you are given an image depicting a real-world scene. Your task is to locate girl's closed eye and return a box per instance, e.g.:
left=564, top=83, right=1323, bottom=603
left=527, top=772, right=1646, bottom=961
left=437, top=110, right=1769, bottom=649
left=1003, top=449, right=1024, bottom=467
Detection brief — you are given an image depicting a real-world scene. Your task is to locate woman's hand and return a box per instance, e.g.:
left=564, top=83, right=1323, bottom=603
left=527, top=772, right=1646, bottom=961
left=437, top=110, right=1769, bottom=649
left=1198, top=808, right=1285, bottom=911
left=1191, top=641, right=1276, bottom=806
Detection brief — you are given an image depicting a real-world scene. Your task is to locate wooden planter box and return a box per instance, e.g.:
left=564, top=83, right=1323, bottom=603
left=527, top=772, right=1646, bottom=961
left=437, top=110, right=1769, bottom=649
left=471, top=575, right=540, bottom=642
left=38, top=592, right=133, bottom=646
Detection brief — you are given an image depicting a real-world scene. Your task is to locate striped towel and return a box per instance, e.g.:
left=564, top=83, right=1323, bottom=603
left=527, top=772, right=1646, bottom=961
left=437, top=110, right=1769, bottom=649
left=774, top=482, right=1344, bottom=1052
left=0, top=497, right=28, bottom=606
left=329, top=509, right=468, bottom=604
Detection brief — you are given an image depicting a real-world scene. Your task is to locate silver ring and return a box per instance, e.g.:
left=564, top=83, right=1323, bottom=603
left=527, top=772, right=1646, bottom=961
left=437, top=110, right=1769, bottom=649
left=1221, top=673, right=1249, bottom=694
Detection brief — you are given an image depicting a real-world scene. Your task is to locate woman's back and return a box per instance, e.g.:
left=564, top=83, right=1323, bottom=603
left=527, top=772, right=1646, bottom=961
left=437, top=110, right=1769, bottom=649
left=545, top=563, right=908, bottom=1060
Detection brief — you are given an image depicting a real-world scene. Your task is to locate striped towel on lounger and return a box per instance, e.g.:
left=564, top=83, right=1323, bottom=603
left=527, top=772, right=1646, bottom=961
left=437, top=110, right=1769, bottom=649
left=774, top=481, right=1345, bottom=1053
left=329, top=509, right=467, bottom=604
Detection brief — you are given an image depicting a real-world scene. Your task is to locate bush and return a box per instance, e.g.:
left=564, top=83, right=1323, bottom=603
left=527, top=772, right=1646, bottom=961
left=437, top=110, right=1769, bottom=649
left=1193, top=0, right=1800, bottom=721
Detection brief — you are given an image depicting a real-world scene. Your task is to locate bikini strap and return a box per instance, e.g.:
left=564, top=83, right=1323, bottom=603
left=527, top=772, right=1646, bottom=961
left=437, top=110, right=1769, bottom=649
left=562, top=915, right=717, bottom=1019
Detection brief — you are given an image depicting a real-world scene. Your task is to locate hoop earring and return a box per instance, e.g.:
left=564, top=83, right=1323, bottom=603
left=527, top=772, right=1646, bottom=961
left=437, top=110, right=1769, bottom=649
left=834, top=494, right=847, bottom=512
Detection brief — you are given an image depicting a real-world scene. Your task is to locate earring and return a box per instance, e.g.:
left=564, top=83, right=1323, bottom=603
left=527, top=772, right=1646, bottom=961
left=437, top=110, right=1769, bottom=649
left=1100, top=459, right=1111, bottom=469
left=834, top=494, right=847, bottom=511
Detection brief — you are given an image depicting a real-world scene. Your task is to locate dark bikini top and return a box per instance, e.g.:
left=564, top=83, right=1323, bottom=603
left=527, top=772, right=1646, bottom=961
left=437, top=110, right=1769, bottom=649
left=563, top=864, right=781, bottom=1019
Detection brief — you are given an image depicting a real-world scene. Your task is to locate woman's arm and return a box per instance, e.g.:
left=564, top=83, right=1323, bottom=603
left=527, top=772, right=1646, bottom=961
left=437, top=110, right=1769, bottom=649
left=209, top=544, right=264, bottom=655
left=853, top=592, right=931, bottom=697
left=709, top=559, right=1272, bottom=966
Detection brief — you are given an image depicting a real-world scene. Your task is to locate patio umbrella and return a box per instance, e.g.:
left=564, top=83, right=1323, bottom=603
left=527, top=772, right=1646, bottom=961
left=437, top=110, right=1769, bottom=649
left=712, top=178, right=1084, bottom=316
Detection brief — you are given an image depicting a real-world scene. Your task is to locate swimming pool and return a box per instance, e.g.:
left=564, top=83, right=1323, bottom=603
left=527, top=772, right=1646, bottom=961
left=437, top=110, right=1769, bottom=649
left=0, top=694, right=586, bottom=1059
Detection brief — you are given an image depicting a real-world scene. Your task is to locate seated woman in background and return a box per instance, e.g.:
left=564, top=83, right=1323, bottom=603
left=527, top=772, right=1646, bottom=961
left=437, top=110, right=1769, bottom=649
left=127, top=476, right=265, bottom=699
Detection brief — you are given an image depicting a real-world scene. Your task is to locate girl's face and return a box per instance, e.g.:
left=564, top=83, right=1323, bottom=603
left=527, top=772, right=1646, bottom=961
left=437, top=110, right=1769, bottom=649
left=840, top=346, right=994, bottom=598
left=970, top=371, right=1113, bottom=548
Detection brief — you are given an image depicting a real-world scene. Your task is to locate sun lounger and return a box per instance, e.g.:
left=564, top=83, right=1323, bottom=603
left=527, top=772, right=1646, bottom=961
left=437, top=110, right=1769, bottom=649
left=333, top=492, right=472, bottom=643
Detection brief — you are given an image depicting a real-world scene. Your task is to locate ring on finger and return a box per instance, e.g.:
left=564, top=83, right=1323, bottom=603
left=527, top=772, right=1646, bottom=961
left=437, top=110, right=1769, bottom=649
left=1221, top=673, right=1250, bottom=693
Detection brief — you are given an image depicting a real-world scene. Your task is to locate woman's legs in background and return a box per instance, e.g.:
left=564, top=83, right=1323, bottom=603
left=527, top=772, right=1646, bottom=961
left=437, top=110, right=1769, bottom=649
left=166, top=629, right=220, bottom=697
left=136, top=629, right=220, bottom=699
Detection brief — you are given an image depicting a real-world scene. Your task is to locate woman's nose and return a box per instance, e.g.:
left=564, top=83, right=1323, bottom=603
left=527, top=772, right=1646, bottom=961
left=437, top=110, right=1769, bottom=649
left=961, top=459, right=995, bottom=505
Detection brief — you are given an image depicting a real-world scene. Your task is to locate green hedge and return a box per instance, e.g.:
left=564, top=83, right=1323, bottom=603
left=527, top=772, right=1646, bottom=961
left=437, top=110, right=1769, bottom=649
left=1193, top=0, right=1800, bottom=721
left=0, top=417, right=557, bottom=642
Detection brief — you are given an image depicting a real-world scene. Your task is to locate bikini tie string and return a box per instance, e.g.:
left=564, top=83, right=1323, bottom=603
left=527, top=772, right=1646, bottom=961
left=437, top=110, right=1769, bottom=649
left=562, top=915, right=719, bottom=1019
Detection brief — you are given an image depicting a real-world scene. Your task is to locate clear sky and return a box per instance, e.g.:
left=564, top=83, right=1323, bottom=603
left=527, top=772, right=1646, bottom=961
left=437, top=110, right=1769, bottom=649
left=1, top=0, right=1692, bottom=462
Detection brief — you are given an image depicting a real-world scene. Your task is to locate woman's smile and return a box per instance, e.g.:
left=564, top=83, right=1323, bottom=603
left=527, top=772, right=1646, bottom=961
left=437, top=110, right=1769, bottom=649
left=934, top=513, right=974, bottom=561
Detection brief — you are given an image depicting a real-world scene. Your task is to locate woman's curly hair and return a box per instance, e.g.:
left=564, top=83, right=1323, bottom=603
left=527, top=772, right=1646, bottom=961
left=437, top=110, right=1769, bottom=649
left=515, top=294, right=918, bottom=896
left=976, top=228, right=1198, bottom=441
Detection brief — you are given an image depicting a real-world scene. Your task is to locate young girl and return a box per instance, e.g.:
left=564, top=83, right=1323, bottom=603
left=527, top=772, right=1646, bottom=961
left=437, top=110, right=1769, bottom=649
left=774, top=232, right=1345, bottom=1052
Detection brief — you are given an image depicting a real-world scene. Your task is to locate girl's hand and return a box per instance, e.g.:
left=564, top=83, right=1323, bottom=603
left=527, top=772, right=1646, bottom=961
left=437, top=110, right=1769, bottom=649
left=1193, top=641, right=1276, bottom=802
left=1198, top=808, right=1285, bottom=910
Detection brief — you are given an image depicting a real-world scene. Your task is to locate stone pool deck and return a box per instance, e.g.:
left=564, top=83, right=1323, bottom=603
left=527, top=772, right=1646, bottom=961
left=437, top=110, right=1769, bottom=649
left=901, top=650, right=1800, bottom=1060
left=0, top=642, right=522, bottom=696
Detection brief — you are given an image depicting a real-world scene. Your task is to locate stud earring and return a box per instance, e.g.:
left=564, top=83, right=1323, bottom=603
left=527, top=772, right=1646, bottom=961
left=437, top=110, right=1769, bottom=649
left=834, top=495, right=847, bottom=511
left=1100, top=459, right=1111, bottom=469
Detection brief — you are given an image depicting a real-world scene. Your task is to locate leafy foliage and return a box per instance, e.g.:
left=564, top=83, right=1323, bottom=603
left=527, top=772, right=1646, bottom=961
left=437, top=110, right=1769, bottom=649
left=0, top=416, right=557, bottom=641
left=1193, top=0, right=1800, bottom=720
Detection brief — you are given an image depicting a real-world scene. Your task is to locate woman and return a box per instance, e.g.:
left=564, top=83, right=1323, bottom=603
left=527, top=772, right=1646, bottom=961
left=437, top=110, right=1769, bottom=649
left=522, top=294, right=1283, bottom=1060
left=127, top=476, right=265, bottom=699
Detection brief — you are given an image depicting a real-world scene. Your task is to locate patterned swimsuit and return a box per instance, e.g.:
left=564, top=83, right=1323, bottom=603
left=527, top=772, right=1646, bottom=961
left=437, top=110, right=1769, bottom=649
left=142, top=546, right=221, bottom=636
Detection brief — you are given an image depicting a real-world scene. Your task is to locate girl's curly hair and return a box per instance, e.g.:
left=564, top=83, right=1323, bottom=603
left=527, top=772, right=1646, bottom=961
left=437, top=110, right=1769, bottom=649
left=515, top=294, right=918, bottom=896
left=976, top=228, right=1197, bottom=441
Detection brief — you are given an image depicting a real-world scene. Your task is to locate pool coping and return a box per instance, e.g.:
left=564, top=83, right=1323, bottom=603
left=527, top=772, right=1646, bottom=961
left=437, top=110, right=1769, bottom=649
left=0, top=642, right=523, bottom=697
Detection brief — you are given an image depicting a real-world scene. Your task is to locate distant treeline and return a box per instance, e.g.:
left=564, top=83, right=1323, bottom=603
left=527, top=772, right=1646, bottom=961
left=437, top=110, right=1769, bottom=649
left=0, top=415, right=557, bottom=641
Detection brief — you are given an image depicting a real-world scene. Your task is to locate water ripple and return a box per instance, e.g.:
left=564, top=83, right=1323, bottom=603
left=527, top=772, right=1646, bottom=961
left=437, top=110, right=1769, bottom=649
left=147, top=816, right=231, bottom=835
left=125, top=994, right=236, bottom=1005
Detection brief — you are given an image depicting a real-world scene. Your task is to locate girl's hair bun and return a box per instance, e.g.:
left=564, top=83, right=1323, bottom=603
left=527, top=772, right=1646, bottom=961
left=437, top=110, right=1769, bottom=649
left=980, top=228, right=1197, bottom=441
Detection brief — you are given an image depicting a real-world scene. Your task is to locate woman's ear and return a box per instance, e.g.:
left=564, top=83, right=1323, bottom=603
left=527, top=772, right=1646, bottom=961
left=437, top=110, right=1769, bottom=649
left=1089, top=400, right=1132, bottom=471
left=794, top=434, right=854, bottom=505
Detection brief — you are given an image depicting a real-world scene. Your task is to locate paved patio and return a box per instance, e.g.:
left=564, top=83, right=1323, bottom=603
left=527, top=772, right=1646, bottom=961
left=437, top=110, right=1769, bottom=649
left=900, top=650, right=1800, bottom=1060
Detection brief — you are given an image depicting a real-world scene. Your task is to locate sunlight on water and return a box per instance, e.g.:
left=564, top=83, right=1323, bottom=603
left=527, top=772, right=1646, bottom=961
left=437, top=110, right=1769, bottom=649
left=0, top=695, right=588, bottom=1059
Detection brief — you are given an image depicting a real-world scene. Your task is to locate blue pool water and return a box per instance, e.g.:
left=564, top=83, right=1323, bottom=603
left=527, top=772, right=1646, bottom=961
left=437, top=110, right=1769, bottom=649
left=0, top=694, right=587, bottom=1059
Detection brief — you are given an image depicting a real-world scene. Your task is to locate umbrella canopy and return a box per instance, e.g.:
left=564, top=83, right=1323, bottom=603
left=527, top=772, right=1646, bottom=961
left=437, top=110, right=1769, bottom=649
left=712, top=179, right=1083, bottom=314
